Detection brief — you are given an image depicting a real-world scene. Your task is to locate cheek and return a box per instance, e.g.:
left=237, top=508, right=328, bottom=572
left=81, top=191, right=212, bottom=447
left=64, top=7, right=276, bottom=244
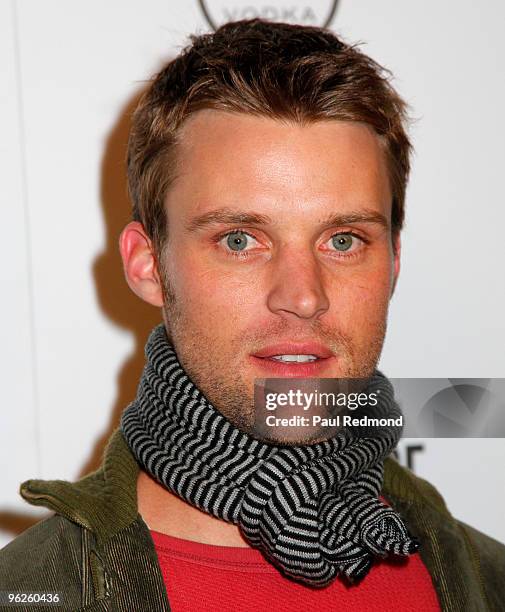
left=167, top=250, right=264, bottom=326
left=327, top=265, right=392, bottom=330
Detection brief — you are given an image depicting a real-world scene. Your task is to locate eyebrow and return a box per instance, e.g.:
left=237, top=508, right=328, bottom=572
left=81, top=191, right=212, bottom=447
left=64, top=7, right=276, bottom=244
left=185, top=207, right=389, bottom=232
left=320, top=210, right=390, bottom=230
left=185, top=208, right=272, bottom=232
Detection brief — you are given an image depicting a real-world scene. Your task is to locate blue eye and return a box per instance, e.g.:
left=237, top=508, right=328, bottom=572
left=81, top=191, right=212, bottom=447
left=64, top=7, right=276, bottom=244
left=331, top=233, right=354, bottom=251
left=226, top=231, right=249, bottom=251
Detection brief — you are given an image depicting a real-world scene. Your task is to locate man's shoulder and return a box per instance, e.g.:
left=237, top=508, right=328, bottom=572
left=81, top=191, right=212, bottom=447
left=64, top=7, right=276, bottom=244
left=457, top=520, right=505, bottom=585
left=0, top=514, right=83, bottom=602
left=384, top=456, right=505, bottom=551
left=384, top=456, right=505, bottom=609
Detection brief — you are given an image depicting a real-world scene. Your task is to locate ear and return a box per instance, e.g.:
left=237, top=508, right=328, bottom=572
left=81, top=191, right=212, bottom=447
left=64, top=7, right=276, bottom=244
left=390, top=233, right=401, bottom=297
left=119, top=221, right=164, bottom=307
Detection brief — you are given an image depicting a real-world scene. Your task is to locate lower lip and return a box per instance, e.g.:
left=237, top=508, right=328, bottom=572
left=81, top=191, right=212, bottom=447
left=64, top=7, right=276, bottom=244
left=249, top=355, right=334, bottom=378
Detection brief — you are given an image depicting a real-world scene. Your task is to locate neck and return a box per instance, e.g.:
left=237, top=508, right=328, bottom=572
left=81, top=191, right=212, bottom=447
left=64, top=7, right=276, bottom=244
left=137, top=469, right=251, bottom=548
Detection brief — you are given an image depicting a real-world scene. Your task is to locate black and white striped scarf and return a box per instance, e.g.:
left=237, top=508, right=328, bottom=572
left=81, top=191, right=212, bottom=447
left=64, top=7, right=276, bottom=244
left=121, top=324, right=419, bottom=587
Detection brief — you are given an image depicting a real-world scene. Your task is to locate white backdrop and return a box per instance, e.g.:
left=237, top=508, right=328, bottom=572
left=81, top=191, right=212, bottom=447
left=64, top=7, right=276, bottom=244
left=1, top=0, right=504, bottom=549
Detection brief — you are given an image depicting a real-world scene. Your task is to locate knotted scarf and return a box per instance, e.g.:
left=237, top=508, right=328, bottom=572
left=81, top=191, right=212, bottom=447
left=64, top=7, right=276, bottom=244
left=121, top=324, right=419, bottom=587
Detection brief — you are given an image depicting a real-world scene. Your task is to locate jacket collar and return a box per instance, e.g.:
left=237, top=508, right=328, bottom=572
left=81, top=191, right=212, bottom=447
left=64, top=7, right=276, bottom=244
left=20, top=428, right=138, bottom=546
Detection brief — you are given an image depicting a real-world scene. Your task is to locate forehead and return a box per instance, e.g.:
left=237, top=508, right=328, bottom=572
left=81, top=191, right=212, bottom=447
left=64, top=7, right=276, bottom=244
left=167, top=110, right=392, bottom=222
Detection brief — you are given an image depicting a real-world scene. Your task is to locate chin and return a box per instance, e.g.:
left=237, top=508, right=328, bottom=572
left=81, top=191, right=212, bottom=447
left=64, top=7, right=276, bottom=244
left=249, top=429, right=331, bottom=446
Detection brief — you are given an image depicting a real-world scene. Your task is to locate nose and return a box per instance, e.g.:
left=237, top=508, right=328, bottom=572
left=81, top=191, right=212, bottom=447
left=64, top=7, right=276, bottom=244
left=266, top=248, right=330, bottom=320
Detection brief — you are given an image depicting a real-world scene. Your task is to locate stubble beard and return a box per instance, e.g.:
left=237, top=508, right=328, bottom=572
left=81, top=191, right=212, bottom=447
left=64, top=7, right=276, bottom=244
left=160, top=271, right=387, bottom=445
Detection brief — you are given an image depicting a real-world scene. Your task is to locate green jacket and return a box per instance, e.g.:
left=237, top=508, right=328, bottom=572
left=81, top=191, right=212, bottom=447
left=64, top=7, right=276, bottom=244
left=1, top=428, right=504, bottom=611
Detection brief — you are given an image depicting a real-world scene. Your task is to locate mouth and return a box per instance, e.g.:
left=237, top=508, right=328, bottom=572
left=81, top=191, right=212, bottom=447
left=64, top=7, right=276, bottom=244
left=250, top=342, right=334, bottom=377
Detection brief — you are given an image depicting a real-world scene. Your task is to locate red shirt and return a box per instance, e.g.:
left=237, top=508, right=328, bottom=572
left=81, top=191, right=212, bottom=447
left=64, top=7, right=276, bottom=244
left=150, top=528, right=440, bottom=612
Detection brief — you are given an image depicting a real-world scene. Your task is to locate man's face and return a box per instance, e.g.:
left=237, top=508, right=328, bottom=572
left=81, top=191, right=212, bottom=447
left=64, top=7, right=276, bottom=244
left=159, top=110, right=399, bottom=437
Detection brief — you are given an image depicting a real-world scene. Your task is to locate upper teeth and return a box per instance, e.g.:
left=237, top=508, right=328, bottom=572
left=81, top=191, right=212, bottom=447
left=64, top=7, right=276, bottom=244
left=271, top=354, right=318, bottom=363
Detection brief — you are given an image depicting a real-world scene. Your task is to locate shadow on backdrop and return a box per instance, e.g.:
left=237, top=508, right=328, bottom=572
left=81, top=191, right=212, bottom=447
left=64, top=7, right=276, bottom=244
left=78, top=87, right=162, bottom=479
left=0, top=87, right=161, bottom=538
left=0, top=511, right=50, bottom=537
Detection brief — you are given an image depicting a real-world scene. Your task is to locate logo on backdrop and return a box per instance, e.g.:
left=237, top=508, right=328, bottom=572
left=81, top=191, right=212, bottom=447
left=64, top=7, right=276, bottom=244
left=198, top=0, right=339, bottom=30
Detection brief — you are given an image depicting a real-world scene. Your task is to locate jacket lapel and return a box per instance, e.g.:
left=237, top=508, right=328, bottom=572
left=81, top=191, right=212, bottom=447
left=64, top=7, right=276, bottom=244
left=383, top=457, right=488, bottom=611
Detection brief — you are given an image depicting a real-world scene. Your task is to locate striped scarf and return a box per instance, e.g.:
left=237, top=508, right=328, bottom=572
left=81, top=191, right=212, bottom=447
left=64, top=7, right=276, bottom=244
left=121, top=324, right=419, bottom=587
